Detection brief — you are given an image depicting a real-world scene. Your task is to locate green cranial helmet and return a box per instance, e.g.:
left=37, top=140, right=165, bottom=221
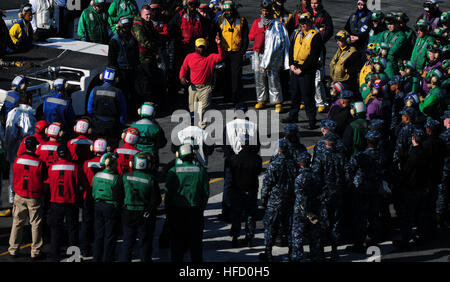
left=177, top=143, right=194, bottom=160
left=442, top=59, right=450, bottom=70
left=138, top=102, right=156, bottom=119
left=415, top=18, right=430, bottom=31
left=373, top=57, right=387, bottom=70
left=396, top=11, right=409, bottom=24
left=441, top=11, right=450, bottom=25
left=99, top=152, right=117, bottom=168
left=371, top=11, right=384, bottom=22
left=432, top=27, right=447, bottom=39
left=384, top=12, right=397, bottom=24
left=130, top=152, right=150, bottom=170
left=426, top=68, right=443, bottom=84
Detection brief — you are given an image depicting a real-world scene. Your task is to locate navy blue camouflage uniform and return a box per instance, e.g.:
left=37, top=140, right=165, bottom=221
left=291, top=153, right=327, bottom=262
left=261, top=146, right=298, bottom=249
left=311, top=133, right=347, bottom=255
left=438, top=125, right=450, bottom=224
left=346, top=131, right=388, bottom=248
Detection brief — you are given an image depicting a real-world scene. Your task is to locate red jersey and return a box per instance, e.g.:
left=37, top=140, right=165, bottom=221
left=67, top=135, right=94, bottom=165
left=36, top=140, right=62, bottom=167
left=13, top=152, right=45, bottom=198
left=114, top=143, right=142, bottom=176
left=17, top=133, right=47, bottom=157
left=48, top=159, right=87, bottom=204
left=249, top=18, right=268, bottom=53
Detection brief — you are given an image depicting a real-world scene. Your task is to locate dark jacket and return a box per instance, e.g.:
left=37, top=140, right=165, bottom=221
left=402, top=144, right=430, bottom=191
left=423, top=135, right=446, bottom=187
left=227, top=146, right=263, bottom=192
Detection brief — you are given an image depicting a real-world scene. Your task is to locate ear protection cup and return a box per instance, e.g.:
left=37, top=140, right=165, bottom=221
left=46, top=123, right=64, bottom=138
left=51, top=78, right=69, bottom=92
left=431, top=76, right=439, bottom=84
left=74, top=119, right=92, bottom=135
left=11, top=75, right=27, bottom=91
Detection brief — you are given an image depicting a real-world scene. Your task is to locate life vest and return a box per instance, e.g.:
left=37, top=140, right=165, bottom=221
left=292, top=28, right=319, bottom=65
left=16, top=20, right=33, bottom=47
left=330, top=45, right=357, bottom=82
left=350, top=118, right=368, bottom=156
left=91, top=83, right=121, bottom=122
left=36, top=140, right=61, bottom=167
left=114, top=144, right=142, bottom=175
left=359, top=63, right=373, bottom=88
left=92, top=169, right=120, bottom=207
left=67, top=135, right=93, bottom=164
left=48, top=160, right=80, bottom=204
left=4, top=90, right=20, bottom=115
left=251, top=18, right=268, bottom=53
left=152, top=20, right=168, bottom=36
left=13, top=153, right=44, bottom=198
left=219, top=15, right=244, bottom=52
left=111, top=33, right=138, bottom=69
left=179, top=10, right=203, bottom=45
left=122, top=171, right=154, bottom=211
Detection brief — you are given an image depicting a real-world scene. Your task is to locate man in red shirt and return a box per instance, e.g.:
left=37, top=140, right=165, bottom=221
left=114, top=127, right=142, bottom=176
left=47, top=145, right=88, bottom=261
left=8, top=137, right=47, bottom=260
left=16, top=120, right=48, bottom=157
left=179, top=35, right=223, bottom=129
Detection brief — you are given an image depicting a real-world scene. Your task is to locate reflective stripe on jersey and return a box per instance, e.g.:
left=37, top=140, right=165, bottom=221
left=70, top=139, right=93, bottom=145
left=88, top=162, right=101, bottom=168
left=176, top=166, right=200, bottom=173
left=136, top=119, right=154, bottom=125
left=47, top=97, right=68, bottom=106
left=126, top=176, right=149, bottom=184
left=96, top=90, right=117, bottom=97
left=116, top=148, right=139, bottom=155
left=52, top=164, right=75, bottom=171
left=96, top=172, right=115, bottom=181
left=16, top=158, right=39, bottom=167
left=40, top=145, right=58, bottom=151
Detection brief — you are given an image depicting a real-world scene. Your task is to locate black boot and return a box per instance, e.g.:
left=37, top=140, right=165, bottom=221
left=259, top=246, right=273, bottom=262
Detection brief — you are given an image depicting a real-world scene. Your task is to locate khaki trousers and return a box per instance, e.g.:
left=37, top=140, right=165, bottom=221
left=9, top=194, right=43, bottom=257
left=188, top=84, right=212, bottom=129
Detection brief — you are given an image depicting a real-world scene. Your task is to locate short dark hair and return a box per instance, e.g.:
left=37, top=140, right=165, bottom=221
left=18, top=91, right=32, bottom=105
left=141, top=4, right=151, bottom=12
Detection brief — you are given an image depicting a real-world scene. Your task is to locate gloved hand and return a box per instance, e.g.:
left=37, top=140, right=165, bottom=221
left=307, top=213, right=319, bottom=225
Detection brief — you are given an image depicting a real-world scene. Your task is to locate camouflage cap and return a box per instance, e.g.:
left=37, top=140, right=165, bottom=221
left=320, top=119, right=337, bottom=131
left=278, top=139, right=290, bottom=152
left=297, top=151, right=312, bottom=164
left=413, top=128, right=425, bottom=139
left=441, top=110, right=450, bottom=120
left=284, top=123, right=299, bottom=134
left=368, top=119, right=384, bottom=131
left=323, top=132, right=338, bottom=142
left=424, top=118, right=441, bottom=130
left=399, top=106, right=415, bottom=118
left=365, top=130, right=382, bottom=141
left=339, top=90, right=354, bottom=99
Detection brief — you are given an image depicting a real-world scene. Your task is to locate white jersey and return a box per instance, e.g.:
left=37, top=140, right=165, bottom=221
left=177, top=125, right=210, bottom=168
left=225, top=118, right=258, bottom=155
